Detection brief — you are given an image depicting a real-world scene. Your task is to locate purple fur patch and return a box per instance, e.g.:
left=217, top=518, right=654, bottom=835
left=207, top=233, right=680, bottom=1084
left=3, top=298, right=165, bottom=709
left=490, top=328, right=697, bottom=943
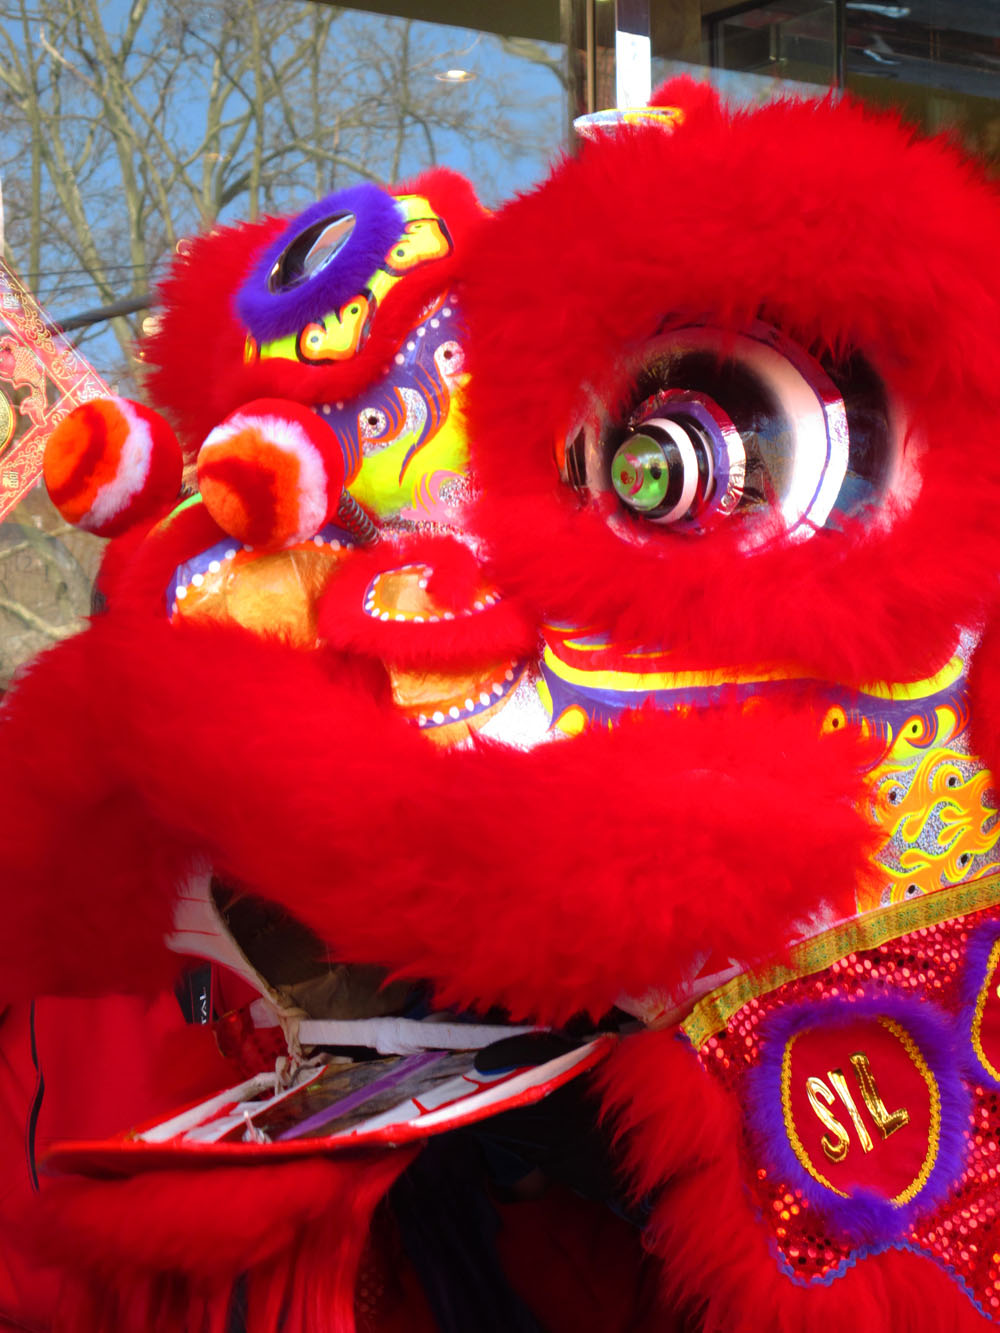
left=236, top=184, right=404, bottom=343
left=960, top=916, right=1000, bottom=1088
left=744, top=994, right=970, bottom=1244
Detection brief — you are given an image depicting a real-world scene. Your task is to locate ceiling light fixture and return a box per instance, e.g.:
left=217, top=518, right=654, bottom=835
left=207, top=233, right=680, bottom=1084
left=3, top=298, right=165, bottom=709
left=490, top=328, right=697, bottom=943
left=435, top=68, right=475, bottom=84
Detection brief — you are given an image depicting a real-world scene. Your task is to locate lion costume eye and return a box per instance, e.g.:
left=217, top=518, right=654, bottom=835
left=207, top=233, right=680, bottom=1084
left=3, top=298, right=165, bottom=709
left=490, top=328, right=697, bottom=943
left=267, top=213, right=356, bottom=292
left=610, top=418, right=716, bottom=523
left=359, top=407, right=387, bottom=438
left=566, top=323, right=903, bottom=544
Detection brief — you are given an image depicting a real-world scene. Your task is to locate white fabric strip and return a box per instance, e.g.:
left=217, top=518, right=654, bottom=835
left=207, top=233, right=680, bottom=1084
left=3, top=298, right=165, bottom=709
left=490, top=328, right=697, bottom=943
left=295, top=1016, right=537, bottom=1055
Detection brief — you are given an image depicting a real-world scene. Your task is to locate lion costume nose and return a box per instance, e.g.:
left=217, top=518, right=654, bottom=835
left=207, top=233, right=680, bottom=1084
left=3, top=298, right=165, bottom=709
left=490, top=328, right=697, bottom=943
left=196, top=398, right=348, bottom=550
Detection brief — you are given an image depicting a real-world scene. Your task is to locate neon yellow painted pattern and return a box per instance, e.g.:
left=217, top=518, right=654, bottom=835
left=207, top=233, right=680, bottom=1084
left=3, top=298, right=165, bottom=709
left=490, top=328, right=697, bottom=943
left=970, top=936, right=1000, bottom=1084
left=252, top=195, right=446, bottom=365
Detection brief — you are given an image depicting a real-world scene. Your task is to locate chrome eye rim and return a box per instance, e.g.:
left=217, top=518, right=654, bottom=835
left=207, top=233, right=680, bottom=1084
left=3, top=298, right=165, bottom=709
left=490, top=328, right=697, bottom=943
left=267, top=213, right=357, bottom=293
left=562, top=321, right=905, bottom=545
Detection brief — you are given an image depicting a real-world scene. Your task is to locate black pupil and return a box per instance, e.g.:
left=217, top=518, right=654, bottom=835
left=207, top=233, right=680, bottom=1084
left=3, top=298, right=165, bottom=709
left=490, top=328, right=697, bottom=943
left=268, top=213, right=355, bottom=292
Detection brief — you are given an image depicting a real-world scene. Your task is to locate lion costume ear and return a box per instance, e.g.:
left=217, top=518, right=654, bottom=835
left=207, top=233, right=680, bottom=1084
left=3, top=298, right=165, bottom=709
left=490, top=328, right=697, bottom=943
left=44, top=397, right=183, bottom=537
left=573, top=74, right=724, bottom=143
left=649, top=72, right=725, bottom=118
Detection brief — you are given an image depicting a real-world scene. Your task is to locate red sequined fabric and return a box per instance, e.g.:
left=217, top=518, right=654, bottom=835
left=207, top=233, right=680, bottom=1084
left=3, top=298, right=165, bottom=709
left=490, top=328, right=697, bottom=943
left=698, top=905, right=1000, bottom=1315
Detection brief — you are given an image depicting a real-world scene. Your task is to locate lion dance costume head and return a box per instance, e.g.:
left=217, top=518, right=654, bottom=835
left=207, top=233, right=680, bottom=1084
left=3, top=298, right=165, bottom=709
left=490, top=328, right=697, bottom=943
left=4, top=78, right=1000, bottom=1333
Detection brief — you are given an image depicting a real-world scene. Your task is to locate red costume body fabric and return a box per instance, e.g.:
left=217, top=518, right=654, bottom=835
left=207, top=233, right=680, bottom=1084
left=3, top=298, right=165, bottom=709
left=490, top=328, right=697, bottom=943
left=2, top=78, right=1000, bottom=1332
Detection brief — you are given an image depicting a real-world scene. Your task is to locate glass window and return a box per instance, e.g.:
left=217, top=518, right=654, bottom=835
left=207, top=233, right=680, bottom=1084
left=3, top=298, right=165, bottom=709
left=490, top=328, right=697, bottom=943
left=843, top=3, right=1000, bottom=173
left=651, top=0, right=1000, bottom=172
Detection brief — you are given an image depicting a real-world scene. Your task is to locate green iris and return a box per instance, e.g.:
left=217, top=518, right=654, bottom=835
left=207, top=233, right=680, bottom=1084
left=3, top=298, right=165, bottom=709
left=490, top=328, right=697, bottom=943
left=611, top=434, right=670, bottom=512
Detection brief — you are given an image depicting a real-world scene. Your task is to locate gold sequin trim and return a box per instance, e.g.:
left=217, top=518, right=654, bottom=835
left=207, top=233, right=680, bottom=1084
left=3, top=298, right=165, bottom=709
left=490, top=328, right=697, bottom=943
left=682, top=871, right=1000, bottom=1049
left=970, top=936, right=1000, bottom=1083
left=884, top=1017, right=941, bottom=1206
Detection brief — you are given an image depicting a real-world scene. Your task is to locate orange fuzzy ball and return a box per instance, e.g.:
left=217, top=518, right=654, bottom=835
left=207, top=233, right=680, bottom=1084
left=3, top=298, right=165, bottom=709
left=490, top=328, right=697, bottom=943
left=197, top=399, right=346, bottom=550
left=44, top=397, right=183, bottom=537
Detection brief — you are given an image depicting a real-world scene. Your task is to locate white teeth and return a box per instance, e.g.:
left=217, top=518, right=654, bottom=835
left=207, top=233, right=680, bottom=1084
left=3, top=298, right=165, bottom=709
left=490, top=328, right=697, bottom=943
left=394, top=613, right=406, bottom=621
left=191, top=573, right=204, bottom=587
left=465, top=698, right=475, bottom=711
left=331, top=540, right=341, bottom=551
left=432, top=710, right=445, bottom=724
left=504, top=668, right=515, bottom=681
left=442, top=307, right=452, bottom=317
left=479, top=692, right=490, bottom=707
left=176, top=585, right=188, bottom=599
left=407, top=341, right=416, bottom=351
left=429, top=615, right=440, bottom=623
left=418, top=714, right=428, bottom=727
left=321, top=404, right=331, bottom=414
left=394, top=354, right=405, bottom=365
left=443, top=611, right=455, bottom=621
left=418, top=578, right=429, bottom=589
left=413, top=615, right=424, bottom=623
left=473, top=600, right=485, bottom=611
left=448, top=706, right=460, bottom=719
left=313, top=535, right=325, bottom=546
left=492, top=683, right=503, bottom=696
left=225, top=549, right=237, bottom=560
left=379, top=612, right=390, bottom=621
left=336, top=401, right=344, bottom=410
left=208, top=560, right=221, bottom=574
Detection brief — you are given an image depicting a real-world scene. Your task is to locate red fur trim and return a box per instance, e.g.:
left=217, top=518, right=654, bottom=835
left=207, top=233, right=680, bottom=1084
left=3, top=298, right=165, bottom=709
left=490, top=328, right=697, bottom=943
left=650, top=73, right=726, bottom=121
left=317, top=534, right=538, bottom=669
left=601, top=1031, right=986, bottom=1332
left=142, top=214, right=283, bottom=450
left=66, top=615, right=879, bottom=1020
left=103, top=501, right=229, bottom=618
left=969, top=618, right=1000, bottom=788
left=0, top=632, right=186, bottom=999
left=142, top=170, right=485, bottom=451
left=496, top=1186, right=666, bottom=1332
left=461, top=86, right=1000, bottom=685
left=40, top=1151, right=414, bottom=1333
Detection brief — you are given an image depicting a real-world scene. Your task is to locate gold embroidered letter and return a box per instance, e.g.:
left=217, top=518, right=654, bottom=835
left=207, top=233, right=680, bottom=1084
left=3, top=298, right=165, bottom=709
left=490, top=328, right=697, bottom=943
left=850, top=1051, right=909, bottom=1140
left=805, top=1076, right=851, bottom=1162
left=827, top=1067, right=875, bottom=1153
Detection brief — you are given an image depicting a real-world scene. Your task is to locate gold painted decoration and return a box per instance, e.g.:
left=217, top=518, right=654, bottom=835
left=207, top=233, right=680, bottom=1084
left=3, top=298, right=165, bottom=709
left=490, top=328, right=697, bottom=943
left=169, top=524, right=349, bottom=648
left=0, top=258, right=109, bottom=521
left=969, top=934, right=1000, bottom=1086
